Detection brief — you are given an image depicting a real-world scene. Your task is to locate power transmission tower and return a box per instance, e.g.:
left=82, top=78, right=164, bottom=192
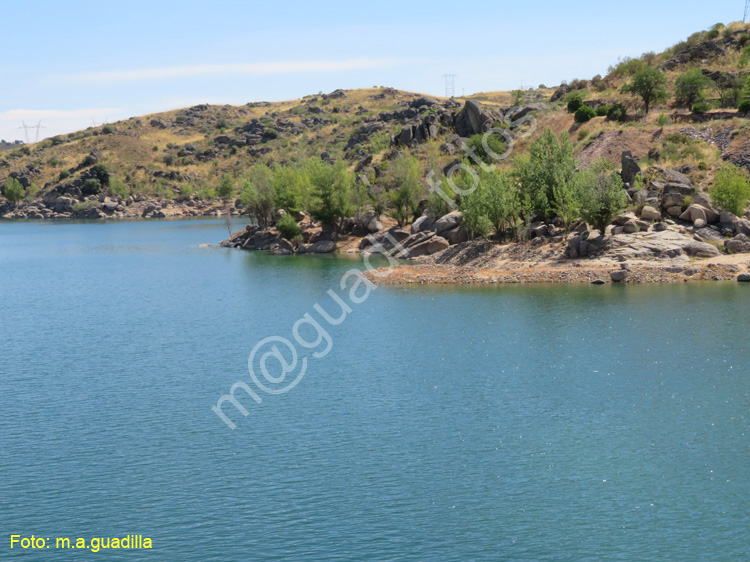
left=31, top=120, right=45, bottom=143
left=17, top=121, right=32, bottom=144
left=745, top=0, right=750, bottom=22
left=443, top=74, right=456, bottom=98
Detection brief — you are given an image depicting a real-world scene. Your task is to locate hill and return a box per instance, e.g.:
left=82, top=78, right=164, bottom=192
left=2, top=20, right=750, bottom=231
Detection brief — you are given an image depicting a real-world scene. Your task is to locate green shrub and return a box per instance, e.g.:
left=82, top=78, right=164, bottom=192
left=90, top=163, right=110, bottom=186
left=657, top=113, right=668, bottom=127
left=567, top=93, right=584, bottom=113
left=607, top=104, right=627, bottom=122
left=263, top=128, right=279, bottom=140
left=711, top=165, right=750, bottom=216
left=465, top=132, right=509, bottom=164
left=163, top=154, right=175, bottom=166
left=81, top=178, right=102, bottom=195
left=577, top=169, right=628, bottom=234
left=101, top=125, right=114, bottom=134
left=216, top=173, right=235, bottom=199
left=109, top=177, right=129, bottom=199
left=739, top=100, right=750, bottom=113
left=578, top=129, right=589, bottom=141
left=574, top=105, right=597, bottom=123
left=3, top=177, right=25, bottom=202
left=276, top=213, right=303, bottom=240
left=596, top=105, right=609, bottom=116
left=58, top=169, right=71, bottom=181
left=692, top=101, right=710, bottom=114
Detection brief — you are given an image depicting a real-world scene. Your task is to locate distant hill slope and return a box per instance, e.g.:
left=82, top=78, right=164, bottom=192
left=3, top=20, right=750, bottom=220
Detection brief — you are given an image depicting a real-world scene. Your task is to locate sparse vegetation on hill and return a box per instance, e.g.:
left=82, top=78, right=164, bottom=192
left=5, top=21, right=750, bottom=275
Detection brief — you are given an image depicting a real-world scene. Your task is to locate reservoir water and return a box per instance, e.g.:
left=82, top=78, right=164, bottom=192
left=1, top=219, right=748, bottom=561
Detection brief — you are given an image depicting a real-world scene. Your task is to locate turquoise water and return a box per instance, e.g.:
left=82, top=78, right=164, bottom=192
left=1, top=219, right=748, bottom=561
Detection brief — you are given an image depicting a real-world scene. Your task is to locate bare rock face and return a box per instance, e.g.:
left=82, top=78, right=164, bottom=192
left=726, top=233, right=750, bottom=254
left=641, top=206, right=661, bottom=221
left=621, top=151, right=641, bottom=186
left=454, top=100, right=493, bottom=137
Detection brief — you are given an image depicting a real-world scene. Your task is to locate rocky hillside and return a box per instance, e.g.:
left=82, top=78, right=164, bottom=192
left=3, top=20, right=750, bottom=227
left=0, top=87, right=517, bottom=220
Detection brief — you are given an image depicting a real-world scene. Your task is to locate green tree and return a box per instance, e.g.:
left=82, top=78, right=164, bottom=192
left=272, top=165, right=309, bottom=215
left=216, top=174, right=235, bottom=199
left=710, top=165, right=750, bottom=216
left=461, top=169, right=526, bottom=240
left=239, top=165, right=275, bottom=227
left=308, top=160, right=354, bottom=231
left=81, top=178, right=102, bottom=196
left=513, top=128, right=577, bottom=220
left=386, top=156, right=423, bottom=227
left=276, top=213, right=303, bottom=240
left=577, top=169, right=628, bottom=235
left=3, top=177, right=25, bottom=203
left=621, top=67, right=669, bottom=113
left=511, top=90, right=525, bottom=106
left=567, top=92, right=584, bottom=113
left=674, top=69, right=714, bottom=108
left=574, top=105, right=597, bottom=123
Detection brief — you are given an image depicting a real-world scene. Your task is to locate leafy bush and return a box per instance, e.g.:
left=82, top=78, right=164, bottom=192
left=692, top=101, right=709, bottom=114
left=607, top=104, right=627, bottom=122
left=739, top=100, right=750, bottom=113
left=711, top=165, right=750, bottom=216
left=163, top=154, right=175, bottom=166
left=90, top=163, right=110, bottom=186
left=596, top=105, right=609, bottom=117
left=465, top=132, right=509, bottom=164
left=101, top=125, right=114, bottom=134
left=109, top=177, right=129, bottom=199
left=574, top=105, right=597, bottom=123
left=262, top=128, right=279, bottom=140
left=577, top=169, right=628, bottom=235
left=276, top=213, right=303, bottom=240
left=591, top=74, right=607, bottom=92
left=3, top=177, right=25, bottom=202
left=657, top=113, right=668, bottom=127
left=216, top=174, right=235, bottom=199
left=461, top=170, right=526, bottom=240
left=58, top=169, right=71, bottom=181
left=81, top=178, right=102, bottom=196
left=607, top=56, right=645, bottom=78
left=386, top=156, right=422, bottom=226
left=567, top=93, right=584, bottom=113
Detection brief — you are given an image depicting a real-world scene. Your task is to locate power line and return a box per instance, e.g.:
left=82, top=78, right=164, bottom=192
left=745, top=0, right=750, bottom=22
left=16, top=120, right=45, bottom=143
left=31, top=120, right=45, bottom=143
left=17, top=121, right=32, bottom=144
left=442, top=74, right=456, bottom=98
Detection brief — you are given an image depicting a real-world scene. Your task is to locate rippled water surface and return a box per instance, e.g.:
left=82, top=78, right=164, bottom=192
left=1, top=219, right=748, bottom=561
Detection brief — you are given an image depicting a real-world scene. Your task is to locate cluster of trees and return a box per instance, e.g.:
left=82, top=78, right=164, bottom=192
left=618, top=66, right=750, bottom=115
left=229, top=129, right=631, bottom=241
left=460, top=130, right=628, bottom=239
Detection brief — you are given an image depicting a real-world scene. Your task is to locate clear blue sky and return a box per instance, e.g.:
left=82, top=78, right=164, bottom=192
left=0, top=0, right=745, bottom=141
